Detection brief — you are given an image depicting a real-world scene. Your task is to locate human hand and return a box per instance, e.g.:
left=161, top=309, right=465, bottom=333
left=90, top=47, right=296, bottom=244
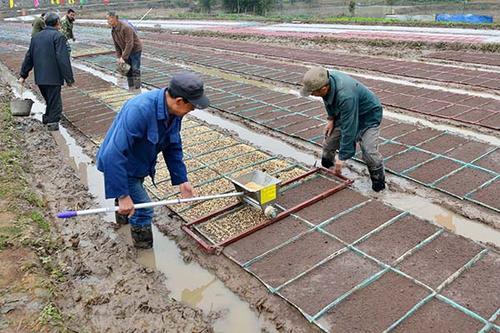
left=118, top=57, right=125, bottom=64
left=118, top=195, right=135, bottom=217
left=334, top=158, right=344, bottom=175
left=324, top=120, right=334, bottom=138
left=179, top=182, right=195, bottom=198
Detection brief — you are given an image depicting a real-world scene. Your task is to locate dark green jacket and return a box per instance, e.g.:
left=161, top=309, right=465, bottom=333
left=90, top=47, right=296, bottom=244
left=31, top=16, right=45, bottom=37
left=323, top=70, right=382, bottom=161
left=60, top=15, right=74, bottom=40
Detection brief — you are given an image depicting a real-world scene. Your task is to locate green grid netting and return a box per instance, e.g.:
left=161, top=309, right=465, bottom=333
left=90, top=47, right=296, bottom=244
left=235, top=200, right=497, bottom=332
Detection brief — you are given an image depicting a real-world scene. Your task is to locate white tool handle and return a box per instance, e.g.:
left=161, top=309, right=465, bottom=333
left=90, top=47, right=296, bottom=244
left=58, top=192, right=244, bottom=218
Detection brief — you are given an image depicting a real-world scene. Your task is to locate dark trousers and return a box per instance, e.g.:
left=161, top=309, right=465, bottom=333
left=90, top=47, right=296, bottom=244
left=38, top=85, right=62, bottom=124
left=126, top=51, right=141, bottom=89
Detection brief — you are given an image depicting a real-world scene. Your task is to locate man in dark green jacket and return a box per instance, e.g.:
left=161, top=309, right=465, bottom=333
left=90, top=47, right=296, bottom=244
left=301, top=66, right=385, bottom=192
left=31, top=13, right=45, bottom=37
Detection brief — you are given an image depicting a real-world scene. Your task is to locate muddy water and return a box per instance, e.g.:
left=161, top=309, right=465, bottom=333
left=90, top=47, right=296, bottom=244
left=4, top=73, right=278, bottom=333
left=136, top=226, right=277, bottom=333
left=384, top=192, right=500, bottom=246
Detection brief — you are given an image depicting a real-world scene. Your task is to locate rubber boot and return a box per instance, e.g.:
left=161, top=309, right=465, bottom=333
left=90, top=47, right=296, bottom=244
left=321, top=156, right=334, bottom=169
left=368, top=165, right=386, bottom=192
left=130, top=224, right=153, bottom=249
left=133, top=74, right=141, bottom=90
left=126, top=76, right=134, bottom=90
left=114, top=198, right=129, bottom=226
left=46, top=122, right=59, bottom=131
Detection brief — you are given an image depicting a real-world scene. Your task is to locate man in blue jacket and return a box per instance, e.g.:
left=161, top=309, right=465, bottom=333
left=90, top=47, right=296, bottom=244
left=301, top=66, right=385, bottom=192
left=19, top=12, right=74, bottom=131
left=97, top=72, right=209, bottom=248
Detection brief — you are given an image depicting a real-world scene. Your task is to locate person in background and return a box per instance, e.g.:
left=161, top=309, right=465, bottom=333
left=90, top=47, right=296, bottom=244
left=19, top=12, right=74, bottom=131
left=60, top=8, right=76, bottom=53
left=106, top=11, right=142, bottom=90
left=31, top=12, right=45, bottom=37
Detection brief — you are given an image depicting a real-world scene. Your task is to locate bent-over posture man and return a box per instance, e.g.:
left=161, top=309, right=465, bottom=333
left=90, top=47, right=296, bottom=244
left=301, top=66, right=386, bottom=192
left=96, top=72, right=209, bottom=248
left=106, top=11, right=142, bottom=90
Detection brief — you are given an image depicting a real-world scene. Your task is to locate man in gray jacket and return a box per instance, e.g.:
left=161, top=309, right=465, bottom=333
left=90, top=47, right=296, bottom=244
left=20, top=12, right=74, bottom=131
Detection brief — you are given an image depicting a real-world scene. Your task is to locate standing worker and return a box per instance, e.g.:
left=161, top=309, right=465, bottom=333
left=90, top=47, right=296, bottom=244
left=96, top=72, right=210, bottom=249
left=106, top=11, right=142, bottom=90
left=31, top=12, right=45, bottom=37
left=19, top=12, right=74, bottom=131
left=300, top=66, right=386, bottom=192
left=60, top=8, right=77, bottom=53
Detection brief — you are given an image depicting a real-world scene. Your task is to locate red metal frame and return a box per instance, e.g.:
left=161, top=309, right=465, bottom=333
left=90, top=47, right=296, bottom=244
left=182, top=167, right=353, bottom=254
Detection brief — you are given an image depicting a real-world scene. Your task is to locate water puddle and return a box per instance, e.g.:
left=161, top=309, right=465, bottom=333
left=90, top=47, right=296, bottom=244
left=384, top=192, right=500, bottom=246
left=136, top=226, right=277, bottom=333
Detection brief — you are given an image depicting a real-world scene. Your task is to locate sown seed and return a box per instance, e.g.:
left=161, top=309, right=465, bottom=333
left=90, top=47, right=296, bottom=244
left=198, top=206, right=268, bottom=243
left=180, top=197, right=240, bottom=222
left=275, top=167, right=307, bottom=182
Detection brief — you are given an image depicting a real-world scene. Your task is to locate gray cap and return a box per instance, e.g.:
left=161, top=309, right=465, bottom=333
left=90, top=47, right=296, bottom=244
left=169, top=71, right=209, bottom=109
left=300, top=66, right=329, bottom=97
left=44, top=12, right=60, bottom=26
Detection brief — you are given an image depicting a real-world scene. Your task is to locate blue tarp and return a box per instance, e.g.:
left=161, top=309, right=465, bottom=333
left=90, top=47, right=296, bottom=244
left=435, top=14, right=493, bottom=24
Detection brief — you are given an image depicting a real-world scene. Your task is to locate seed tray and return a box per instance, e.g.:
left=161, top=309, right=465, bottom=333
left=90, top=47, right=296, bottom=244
left=196, top=205, right=270, bottom=243
left=183, top=131, right=224, bottom=147
left=184, top=159, right=205, bottom=172
left=210, top=151, right=272, bottom=174
left=196, top=142, right=253, bottom=163
left=155, top=181, right=177, bottom=198
left=154, top=168, right=170, bottom=182
left=181, top=125, right=212, bottom=139
left=184, top=137, right=237, bottom=156
left=179, top=197, right=241, bottom=222
left=252, top=158, right=293, bottom=174
left=184, top=139, right=239, bottom=156
left=275, top=167, right=307, bottom=182
left=188, top=168, right=220, bottom=186
left=195, top=178, right=234, bottom=196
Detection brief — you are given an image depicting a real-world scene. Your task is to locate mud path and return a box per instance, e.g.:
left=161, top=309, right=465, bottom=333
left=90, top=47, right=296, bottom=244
left=7, top=115, right=214, bottom=332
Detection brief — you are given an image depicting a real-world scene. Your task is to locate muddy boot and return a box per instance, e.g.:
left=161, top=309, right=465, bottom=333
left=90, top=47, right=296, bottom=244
left=130, top=224, right=153, bottom=249
left=321, top=156, right=334, bottom=169
left=368, top=165, right=386, bottom=192
left=133, top=75, right=141, bottom=90
left=114, top=198, right=129, bottom=226
left=46, top=122, right=59, bottom=131
left=126, top=76, right=134, bottom=90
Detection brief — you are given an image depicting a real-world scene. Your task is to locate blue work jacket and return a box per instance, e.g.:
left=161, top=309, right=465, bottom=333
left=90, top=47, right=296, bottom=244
left=96, top=88, right=188, bottom=199
left=323, top=70, right=383, bottom=161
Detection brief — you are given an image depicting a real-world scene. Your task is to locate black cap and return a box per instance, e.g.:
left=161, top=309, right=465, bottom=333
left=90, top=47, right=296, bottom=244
left=168, top=72, right=209, bottom=109
left=44, top=12, right=60, bottom=26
